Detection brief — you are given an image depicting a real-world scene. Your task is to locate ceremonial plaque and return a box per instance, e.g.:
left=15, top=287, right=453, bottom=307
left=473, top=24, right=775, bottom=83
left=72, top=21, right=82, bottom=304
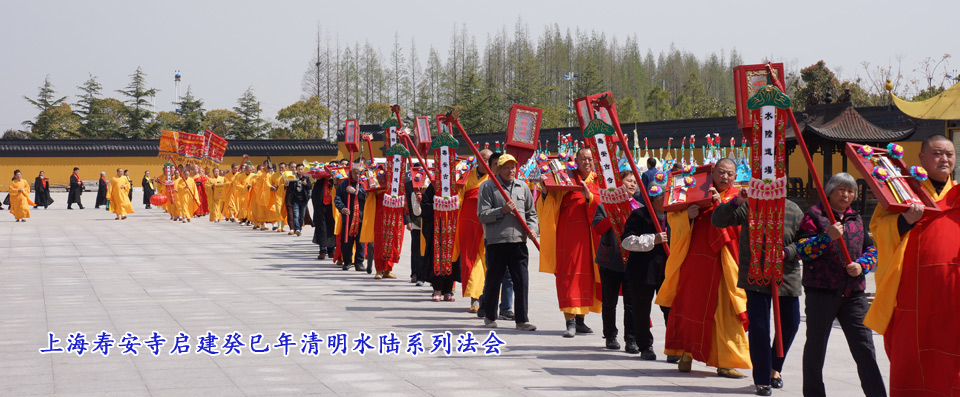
left=573, top=93, right=620, bottom=143
left=663, top=163, right=716, bottom=212
left=845, top=142, right=941, bottom=216
left=505, top=104, right=543, bottom=165
left=414, top=116, right=432, bottom=156
left=344, top=119, right=360, bottom=153
left=734, top=63, right=785, bottom=131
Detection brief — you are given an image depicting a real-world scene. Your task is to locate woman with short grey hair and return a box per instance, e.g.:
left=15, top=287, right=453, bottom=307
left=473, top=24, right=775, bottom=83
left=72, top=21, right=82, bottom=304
left=823, top=172, right=858, bottom=200
left=796, top=172, right=886, bottom=397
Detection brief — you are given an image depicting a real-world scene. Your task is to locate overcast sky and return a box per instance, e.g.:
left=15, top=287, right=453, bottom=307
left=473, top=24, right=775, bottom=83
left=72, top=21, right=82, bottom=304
left=1, top=0, right=954, bottom=133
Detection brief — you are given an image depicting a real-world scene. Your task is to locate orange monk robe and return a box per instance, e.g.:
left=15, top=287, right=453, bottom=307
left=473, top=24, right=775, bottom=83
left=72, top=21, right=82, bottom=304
left=107, top=175, right=135, bottom=217
left=866, top=177, right=959, bottom=396
left=271, top=172, right=288, bottom=227
left=452, top=169, right=489, bottom=298
left=221, top=172, right=237, bottom=219
left=246, top=170, right=267, bottom=224
left=539, top=173, right=603, bottom=314
left=235, top=172, right=253, bottom=221
left=206, top=175, right=226, bottom=222
left=253, top=171, right=279, bottom=224
left=8, top=179, right=35, bottom=220
left=174, top=176, right=200, bottom=219
left=656, top=186, right=750, bottom=370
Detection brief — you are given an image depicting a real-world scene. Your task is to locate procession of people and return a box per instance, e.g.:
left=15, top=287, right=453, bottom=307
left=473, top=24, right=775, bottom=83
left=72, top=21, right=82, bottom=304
left=6, top=123, right=958, bottom=396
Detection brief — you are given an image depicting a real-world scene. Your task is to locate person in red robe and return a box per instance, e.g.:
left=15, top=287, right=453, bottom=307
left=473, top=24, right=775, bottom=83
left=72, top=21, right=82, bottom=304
left=867, top=134, right=959, bottom=396
left=656, top=158, right=750, bottom=378
left=194, top=167, right=209, bottom=217
left=455, top=149, right=492, bottom=312
left=539, top=148, right=602, bottom=338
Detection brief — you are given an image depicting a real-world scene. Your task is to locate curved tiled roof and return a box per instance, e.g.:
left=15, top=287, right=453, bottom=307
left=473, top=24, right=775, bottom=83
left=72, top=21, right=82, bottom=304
left=798, top=103, right=915, bottom=143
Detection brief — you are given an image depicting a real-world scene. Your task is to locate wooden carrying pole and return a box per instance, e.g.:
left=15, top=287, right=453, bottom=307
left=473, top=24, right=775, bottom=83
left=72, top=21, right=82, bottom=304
left=594, top=94, right=670, bottom=255
left=397, top=130, right=435, bottom=186
left=445, top=110, right=540, bottom=250
left=763, top=64, right=853, bottom=265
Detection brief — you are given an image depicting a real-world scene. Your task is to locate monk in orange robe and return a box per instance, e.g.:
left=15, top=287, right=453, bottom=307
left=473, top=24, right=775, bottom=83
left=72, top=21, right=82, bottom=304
left=8, top=170, right=35, bottom=222
left=539, top=148, right=602, bottom=337
left=221, top=163, right=240, bottom=222
left=272, top=163, right=288, bottom=232
left=866, top=134, right=960, bottom=396
left=107, top=168, right=134, bottom=220
left=656, top=158, right=750, bottom=378
left=174, top=169, right=200, bottom=223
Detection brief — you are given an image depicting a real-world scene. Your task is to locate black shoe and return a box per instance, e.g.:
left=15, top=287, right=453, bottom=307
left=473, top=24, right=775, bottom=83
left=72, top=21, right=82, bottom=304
left=355, top=264, right=364, bottom=272
left=574, top=315, right=593, bottom=334
left=366, top=265, right=373, bottom=274
left=498, top=310, right=515, bottom=321
left=79, top=206, right=84, bottom=209
left=67, top=206, right=73, bottom=210
left=562, top=319, right=576, bottom=338
left=625, top=340, right=640, bottom=355
left=605, top=337, right=621, bottom=350
left=771, top=377, right=783, bottom=389
left=341, top=263, right=350, bottom=271
left=666, top=355, right=682, bottom=363
left=639, top=347, right=656, bottom=360
left=755, top=385, right=772, bottom=396
left=477, top=307, right=486, bottom=319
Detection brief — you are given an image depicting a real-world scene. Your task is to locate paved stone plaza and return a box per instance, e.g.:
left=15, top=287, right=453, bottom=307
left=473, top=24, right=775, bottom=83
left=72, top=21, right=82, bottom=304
left=0, top=191, right=889, bottom=396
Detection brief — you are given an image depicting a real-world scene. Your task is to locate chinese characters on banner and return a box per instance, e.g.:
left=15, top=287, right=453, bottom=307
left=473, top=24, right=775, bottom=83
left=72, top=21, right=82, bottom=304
left=39, top=331, right=506, bottom=357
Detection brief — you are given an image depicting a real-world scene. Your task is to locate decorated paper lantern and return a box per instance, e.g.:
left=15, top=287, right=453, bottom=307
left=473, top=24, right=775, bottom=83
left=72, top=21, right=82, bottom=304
left=150, top=194, right=169, bottom=207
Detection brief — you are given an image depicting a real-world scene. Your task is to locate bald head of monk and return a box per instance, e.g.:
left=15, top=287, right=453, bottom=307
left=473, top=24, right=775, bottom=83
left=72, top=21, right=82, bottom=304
left=478, top=149, right=493, bottom=177
left=712, top=158, right=737, bottom=192
left=919, top=134, right=955, bottom=183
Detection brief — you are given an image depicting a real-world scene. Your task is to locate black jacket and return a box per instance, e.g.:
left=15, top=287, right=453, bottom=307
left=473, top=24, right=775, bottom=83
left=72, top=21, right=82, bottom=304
left=34, top=176, right=54, bottom=207
left=68, top=173, right=83, bottom=204
left=621, top=205, right=669, bottom=287
left=333, top=179, right=366, bottom=234
left=287, top=174, right=312, bottom=203
left=592, top=204, right=625, bottom=272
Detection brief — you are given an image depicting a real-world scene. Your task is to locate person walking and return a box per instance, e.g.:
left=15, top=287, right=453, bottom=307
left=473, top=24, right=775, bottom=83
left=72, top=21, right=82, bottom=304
left=478, top=154, right=538, bottom=331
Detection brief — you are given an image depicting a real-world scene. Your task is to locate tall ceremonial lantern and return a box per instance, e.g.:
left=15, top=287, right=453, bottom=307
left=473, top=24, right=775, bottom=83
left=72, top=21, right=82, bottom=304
left=381, top=115, right=409, bottom=265
left=432, top=130, right=460, bottom=276
left=574, top=93, right=631, bottom=263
